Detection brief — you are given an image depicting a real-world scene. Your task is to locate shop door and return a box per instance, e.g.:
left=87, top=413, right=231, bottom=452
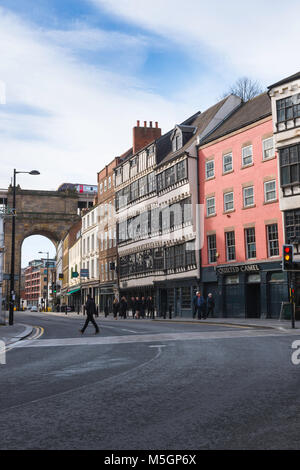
left=246, top=284, right=260, bottom=318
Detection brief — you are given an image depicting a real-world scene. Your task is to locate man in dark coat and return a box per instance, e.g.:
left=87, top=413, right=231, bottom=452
left=120, top=297, right=128, bottom=319
left=147, top=296, right=155, bottom=319
left=207, top=293, right=215, bottom=318
left=80, top=295, right=100, bottom=334
left=192, top=291, right=206, bottom=320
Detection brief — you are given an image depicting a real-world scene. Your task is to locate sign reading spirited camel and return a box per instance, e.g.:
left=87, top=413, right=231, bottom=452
left=216, top=264, right=260, bottom=275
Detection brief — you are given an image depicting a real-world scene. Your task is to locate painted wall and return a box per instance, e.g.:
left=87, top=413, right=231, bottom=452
left=198, top=118, right=283, bottom=267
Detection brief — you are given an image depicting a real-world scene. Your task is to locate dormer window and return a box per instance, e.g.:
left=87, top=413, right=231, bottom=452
left=172, top=129, right=183, bottom=152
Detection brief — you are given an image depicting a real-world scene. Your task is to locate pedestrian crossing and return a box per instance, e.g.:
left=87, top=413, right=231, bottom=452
left=11, top=328, right=298, bottom=349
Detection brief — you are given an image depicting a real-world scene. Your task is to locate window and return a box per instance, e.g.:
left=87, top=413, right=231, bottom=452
left=285, top=210, right=300, bottom=244
left=225, top=231, right=236, bottom=261
left=280, top=144, right=300, bottom=186
left=177, top=160, right=187, bottom=181
left=91, top=234, right=94, bottom=251
left=139, top=175, right=148, bottom=197
left=223, top=153, right=233, bottom=173
left=173, top=132, right=182, bottom=152
left=108, top=176, right=111, bottom=189
left=100, top=183, right=103, bottom=194
left=277, top=94, right=300, bottom=123
left=267, top=224, right=279, bottom=257
left=264, top=180, right=276, bottom=202
left=224, top=192, right=234, bottom=212
left=242, top=145, right=253, bottom=166
left=130, top=180, right=139, bottom=201
left=262, top=137, right=274, bottom=160
left=165, top=166, right=176, bottom=187
left=148, top=172, right=156, bottom=193
left=104, top=179, right=107, bottom=191
left=243, top=186, right=254, bottom=207
left=207, top=234, right=217, bottom=264
left=206, top=197, right=215, bottom=216
left=157, top=172, right=165, bottom=191
left=185, top=240, right=196, bottom=266
left=205, top=160, right=214, bottom=179
left=245, top=227, right=256, bottom=259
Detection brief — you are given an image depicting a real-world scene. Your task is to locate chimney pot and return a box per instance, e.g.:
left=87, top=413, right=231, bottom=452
left=144, top=121, right=147, bottom=127
left=149, top=121, right=152, bottom=127
left=155, top=121, right=158, bottom=128
left=137, top=120, right=140, bottom=127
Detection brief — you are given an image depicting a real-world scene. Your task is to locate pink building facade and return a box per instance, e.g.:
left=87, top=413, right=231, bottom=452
left=198, top=93, right=288, bottom=318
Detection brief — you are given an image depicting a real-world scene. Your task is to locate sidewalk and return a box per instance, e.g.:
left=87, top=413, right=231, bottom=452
left=153, top=316, right=297, bottom=331
left=0, top=323, right=33, bottom=346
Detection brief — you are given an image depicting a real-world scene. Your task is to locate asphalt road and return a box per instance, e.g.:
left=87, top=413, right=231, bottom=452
left=1, top=311, right=300, bottom=450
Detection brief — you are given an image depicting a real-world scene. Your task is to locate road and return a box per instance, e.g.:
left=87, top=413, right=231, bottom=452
left=1, top=311, right=300, bottom=450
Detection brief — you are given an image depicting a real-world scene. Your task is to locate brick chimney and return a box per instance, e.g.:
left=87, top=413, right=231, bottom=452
left=133, top=120, right=161, bottom=154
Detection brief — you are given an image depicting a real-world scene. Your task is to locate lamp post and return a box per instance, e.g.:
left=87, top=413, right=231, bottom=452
left=9, top=169, right=40, bottom=325
left=38, top=251, right=49, bottom=312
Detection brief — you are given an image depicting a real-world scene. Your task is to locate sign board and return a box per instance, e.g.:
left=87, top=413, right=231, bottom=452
left=80, top=269, right=89, bottom=278
left=3, top=274, right=19, bottom=281
left=216, top=264, right=260, bottom=275
left=72, top=272, right=79, bottom=278
left=59, top=273, right=64, bottom=280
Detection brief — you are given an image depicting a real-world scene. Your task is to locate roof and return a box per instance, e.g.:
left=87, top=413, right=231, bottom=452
left=157, top=97, right=229, bottom=167
left=201, top=92, right=271, bottom=145
left=268, top=71, right=300, bottom=90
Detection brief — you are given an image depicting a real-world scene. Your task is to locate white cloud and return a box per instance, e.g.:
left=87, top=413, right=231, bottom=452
left=0, top=7, right=185, bottom=191
left=91, top=0, right=300, bottom=84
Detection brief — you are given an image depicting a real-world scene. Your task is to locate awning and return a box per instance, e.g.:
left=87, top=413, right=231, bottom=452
left=67, top=287, right=81, bottom=295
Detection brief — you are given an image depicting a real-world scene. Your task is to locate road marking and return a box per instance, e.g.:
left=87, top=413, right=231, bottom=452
left=4, top=326, right=44, bottom=353
left=11, top=328, right=295, bottom=349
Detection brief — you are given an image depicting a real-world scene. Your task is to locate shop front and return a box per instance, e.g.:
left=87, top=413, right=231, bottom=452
left=201, top=261, right=288, bottom=319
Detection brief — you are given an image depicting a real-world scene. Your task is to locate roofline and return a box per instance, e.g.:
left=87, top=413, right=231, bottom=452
left=267, top=71, right=300, bottom=90
left=199, top=113, right=272, bottom=147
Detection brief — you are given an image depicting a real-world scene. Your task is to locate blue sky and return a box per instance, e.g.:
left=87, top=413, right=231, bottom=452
left=0, top=0, right=299, bottom=265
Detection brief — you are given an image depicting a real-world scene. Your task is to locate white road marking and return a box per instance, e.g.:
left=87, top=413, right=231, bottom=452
left=11, top=328, right=295, bottom=349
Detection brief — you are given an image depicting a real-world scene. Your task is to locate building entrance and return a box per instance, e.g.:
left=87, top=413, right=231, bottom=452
left=246, top=283, right=261, bottom=318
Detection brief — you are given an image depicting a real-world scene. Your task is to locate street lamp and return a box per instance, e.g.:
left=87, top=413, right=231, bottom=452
left=9, top=169, right=40, bottom=325
left=38, top=251, right=49, bottom=312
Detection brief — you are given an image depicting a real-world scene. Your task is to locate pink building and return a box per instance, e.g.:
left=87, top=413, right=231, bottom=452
left=198, top=93, right=288, bottom=318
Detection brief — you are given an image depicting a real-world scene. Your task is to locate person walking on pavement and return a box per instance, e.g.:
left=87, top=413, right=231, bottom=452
left=147, top=296, right=154, bottom=319
left=130, top=296, right=136, bottom=319
left=79, top=295, right=100, bottom=335
left=120, top=297, right=128, bottom=319
left=193, top=291, right=206, bottom=319
left=113, top=297, right=119, bottom=319
left=135, top=296, right=141, bottom=319
left=140, top=296, right=146, bottom=319
left=207, top=293, right=215, bottom=318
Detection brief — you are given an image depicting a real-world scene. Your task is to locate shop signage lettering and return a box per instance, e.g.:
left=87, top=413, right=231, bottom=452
left=217, top=264, right=260, bottom=275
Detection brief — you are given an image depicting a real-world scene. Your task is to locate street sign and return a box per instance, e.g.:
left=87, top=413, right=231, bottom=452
left=3, top=274, right=19, bottom=280
left=80, top=269, right=89, bottom=277
left=72, top=271, right=79, bottom=278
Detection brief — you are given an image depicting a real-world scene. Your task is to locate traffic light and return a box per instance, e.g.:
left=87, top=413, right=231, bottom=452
left=290, top=287, right=295, bottom=303
left=283, top=244, right=294, bottom=271
left=52, top=282, right=57, bottom=294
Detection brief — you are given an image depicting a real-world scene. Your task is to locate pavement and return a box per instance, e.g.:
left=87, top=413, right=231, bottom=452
left=0, top=321, right=33, bottom=346
left=25, top=309, right=297, bottom=331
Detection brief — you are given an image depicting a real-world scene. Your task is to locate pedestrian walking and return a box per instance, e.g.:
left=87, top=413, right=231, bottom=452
left=140, top=296, right=146, bottom=319
left=113, top=297, right=119, bottom=319
left=135, top=296, right=141, bottom=319
left=207, top=293, right=215, bottom=318
left=120, top=297, right=128, bottom=319
left=79, top=295, right=100, bottom=335
left=193, top=291, right=206, bottom=319
left=130, top=296, right=136, bottom=318
left=147, top=296, right=154, bottom=319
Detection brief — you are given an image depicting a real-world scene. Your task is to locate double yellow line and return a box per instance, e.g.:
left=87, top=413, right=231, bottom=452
left=4, top=326, right=44, bottom=354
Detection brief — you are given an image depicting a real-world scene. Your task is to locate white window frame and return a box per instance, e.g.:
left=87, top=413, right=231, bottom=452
left=205, top=160, right=215, bottom=179
left=224, top=192, right=234, bottom=212
left=108, top=176, right=111, bottom=189
left=223, top=153, right=233, bottom=173
left=206, top=196, right=215, bottom=216
left=243, top=186, right=254, bottom=207
left=264, top=180, right=276, bottom=202
left=242, top=145, right=253, bottom=167
left=262, top=137, right=274, bottom=160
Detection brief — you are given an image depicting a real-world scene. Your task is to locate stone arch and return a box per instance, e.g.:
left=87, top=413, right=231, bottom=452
left=3, top=187, right=80, bottom=306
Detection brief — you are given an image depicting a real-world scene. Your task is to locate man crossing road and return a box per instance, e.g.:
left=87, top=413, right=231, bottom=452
left=79, top=295, right=100, bottom=335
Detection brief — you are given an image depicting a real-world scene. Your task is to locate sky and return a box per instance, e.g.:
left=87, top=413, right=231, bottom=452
left=0, top=0, right=299, bottom=265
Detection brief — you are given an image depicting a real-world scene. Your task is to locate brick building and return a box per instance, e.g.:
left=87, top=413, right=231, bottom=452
left=198, top=93, right=286, bottom=318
